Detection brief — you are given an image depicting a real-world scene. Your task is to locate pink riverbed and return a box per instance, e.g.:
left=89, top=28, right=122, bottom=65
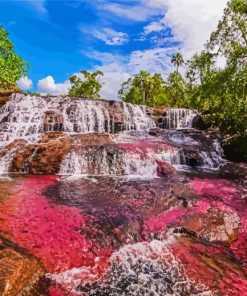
left=0, top=175, right=246, bottom=295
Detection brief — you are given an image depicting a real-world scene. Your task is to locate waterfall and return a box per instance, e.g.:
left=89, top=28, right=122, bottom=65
left=59, top=145, right=186, bottom=177
left=163, top=108, right=196, bottom=129
left=199, top=139, right=226, bottom=170
left=0, top=149, right=16, bottom=175
left=0, top=94, right=155, bottom=147
left=123, top=102, right=155, bottom=131
left=0, top=94, right=227, bottom=176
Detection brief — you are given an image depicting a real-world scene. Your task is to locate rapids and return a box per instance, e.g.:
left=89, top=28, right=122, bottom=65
left=0, top=94, right=246, bottom=296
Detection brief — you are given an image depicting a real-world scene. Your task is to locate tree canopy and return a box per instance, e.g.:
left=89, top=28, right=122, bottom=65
left=171, top=53, right=184, bottom=73
left=68, top=70, right=103, bottom=99
left=118, top=0, right=246, bottom=160
left=0, top=25, right=27, bottom=91
left=186, top=0, right=247, bottom=137
left=118, top=71, right=168, bottom=107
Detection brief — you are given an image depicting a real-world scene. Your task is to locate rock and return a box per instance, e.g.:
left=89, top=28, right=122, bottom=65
left=0, top=236, right=46, bottom=296
left=152, top=106, right=167, bottom=117
left=43, top=111, right=64, bottom=132
left=148, top=128, right=161, bottom=137
left=171, top=234, right=247, bottom=295
left=70, top=133, right=115, bottom=145
left=0, top=88, right=20, bottom=108
left=184, top=150, right=201, bottom=166
left=11, top=137, right=71, bottom=174
left=192, top=115, right=210, bottom=130
left=39, top=131, right=64, bottom=143
left=180, top=208, right=240, bottom=243
left=156, top=160, right=176, bottom=177
left=220, top=162, right=247, bottom=181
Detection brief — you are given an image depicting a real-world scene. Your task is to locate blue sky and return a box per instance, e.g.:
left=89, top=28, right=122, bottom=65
left=0, top=0, right=227, bottom=99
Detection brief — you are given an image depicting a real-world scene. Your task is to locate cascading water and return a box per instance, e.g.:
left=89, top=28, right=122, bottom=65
left=199, top=139, right=226, bottom=170
left=0, top=94, right=227, bottom=176
left=163, top=108, right=197, bottom=129
left=59, top=142, right=187, bottom=178
left=0, top=94, right=244, bottom=296
left=122, top=102, right=155, bottom=131
left=0, top=93, right=155, bottom=146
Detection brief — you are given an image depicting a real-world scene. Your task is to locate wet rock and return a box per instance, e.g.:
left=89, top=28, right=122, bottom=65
left=43, top=111, right=64, bottom=132
left=220, top=162, right=247, bottom=183
left=152, top=106, right=167, bottom=117
left=11, top=137, right=71, bottom=174
left=70, top=133, right=114, bottom=145
left=0, top=237, right=46, bottom=296
left=156, top=160, right=176, bottom=177
left=180, top=208, right=240, bottom=243
left=39, top=131, right=65, bottom=143
left=184, top=150, right=201, bottom=166
left=171, top=234, right=247, bottom=295
left=148, top=128, right=161, bottom=137
left=0, top=88, right=20, bottom=108
left=192, top=114, right=210, bottom=130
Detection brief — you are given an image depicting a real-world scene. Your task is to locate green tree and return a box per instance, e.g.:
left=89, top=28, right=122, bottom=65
left=166, top=71, right=188, bottom=107
left=185, top=0, right=247, bottom=161
left=0, top=25, right=27, bottom=91
left=206, top=0, right=247, bottom=66
left=171, top=52, right=184, bottom=73
left=118, top=71, right=168, bottom=107
left=68, top=70, right=103, bottom=99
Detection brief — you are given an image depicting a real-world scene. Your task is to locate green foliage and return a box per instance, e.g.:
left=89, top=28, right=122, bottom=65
left=171, top=52, right=184, bottom=73
left=186, top=0, right=247, bottom=138
left=206, top=0, right=247, bottom=65
left=166, top=71, right=188, bottom=108
left=69, top=70, right=103, bottom=99
left=118, top=71, right=168, bottom=107
left=118, top=0, right=246, bottom=161
left=0, top=25, right=27, bottom=91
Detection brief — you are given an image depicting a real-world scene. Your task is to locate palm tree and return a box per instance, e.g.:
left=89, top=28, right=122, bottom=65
left=171, top=52, right=184, bottom=73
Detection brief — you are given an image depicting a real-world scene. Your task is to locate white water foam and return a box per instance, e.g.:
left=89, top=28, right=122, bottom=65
left=163, top=109, right=197, bottom=129
left=0, top=94, right=155, bottom=147
left=49, top=237, right=216, bottom=296
left=59, top=145, right=186, bottom=178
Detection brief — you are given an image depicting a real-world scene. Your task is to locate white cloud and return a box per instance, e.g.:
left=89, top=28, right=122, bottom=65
left=143, top=21, right=165, bottom=36
left=129, top=47, right=176, bottom=75
left=101, top=3, right=160, bottom=21
left=92, top=28, right=129, bottom=45
left=17, top=76, right=33, bottom=90
left=103, top=0, right=227, bottom=59
left=86, top=47, right=177, bottom=99
left=100, top=72, right=130, bottom=100
left=37, top=76, right=71, bottom=95
left=162, top=0, right=227, bottom=58
left=139, top=0, right=228, bottom=59
left=35, top=0, right=229, bottom=100
left=26, top=0, right=47, bottom=14
left=81, top=52, right=129, bottom=99
left=83, top=50, right=127, bottom=67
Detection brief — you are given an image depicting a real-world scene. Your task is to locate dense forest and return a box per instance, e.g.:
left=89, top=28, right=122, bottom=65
left=0, top=0, right=246, bottom=161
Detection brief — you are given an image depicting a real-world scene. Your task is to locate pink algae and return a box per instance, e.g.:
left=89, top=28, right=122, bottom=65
left=0, top=175, right=103, bottom=273
left=119, top=139, right=174, bottom=155
left=49, top=286, right=65, bottom=296
left=188, top=178, right=240, bottom=201
left=189, top=178, right=247, bottom=273
left=220, top=271, right=247, bottom=296
left=143, top=208, right=184, bottom=235
left=171, top=240, right=247, bottom=295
